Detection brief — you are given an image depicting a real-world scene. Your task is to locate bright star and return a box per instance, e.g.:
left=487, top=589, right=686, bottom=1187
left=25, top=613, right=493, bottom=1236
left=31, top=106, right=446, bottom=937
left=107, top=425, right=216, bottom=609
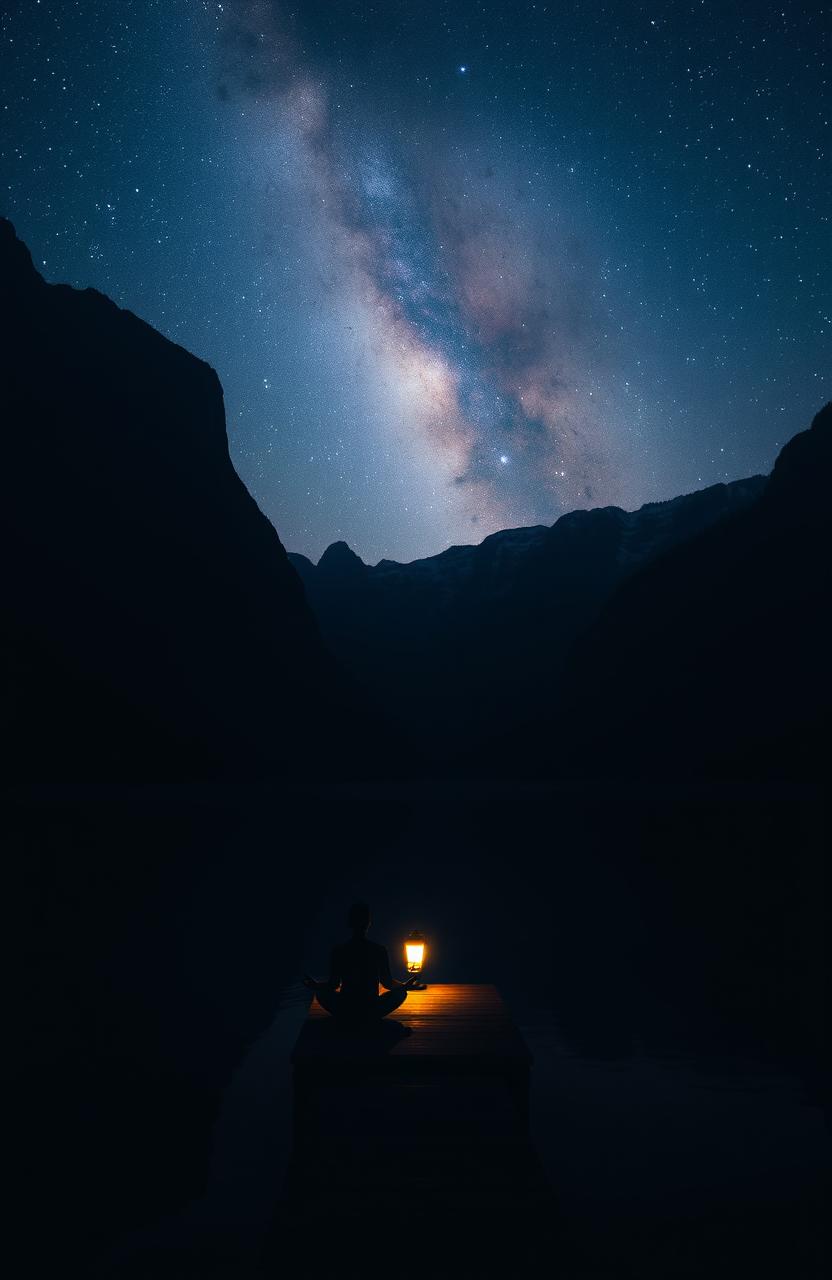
left=499, top=454, right=509, bottom=465
left=459, top=65, right=467, bottom=74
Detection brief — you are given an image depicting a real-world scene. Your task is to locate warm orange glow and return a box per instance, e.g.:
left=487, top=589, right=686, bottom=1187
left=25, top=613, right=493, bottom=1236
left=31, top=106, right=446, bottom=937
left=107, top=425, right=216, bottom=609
left=405, top=931, right=426, bottom=973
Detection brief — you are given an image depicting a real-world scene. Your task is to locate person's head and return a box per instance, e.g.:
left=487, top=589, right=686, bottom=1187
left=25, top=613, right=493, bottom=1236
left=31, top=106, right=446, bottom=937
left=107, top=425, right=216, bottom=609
left=347, top=901, right=371, bottom=936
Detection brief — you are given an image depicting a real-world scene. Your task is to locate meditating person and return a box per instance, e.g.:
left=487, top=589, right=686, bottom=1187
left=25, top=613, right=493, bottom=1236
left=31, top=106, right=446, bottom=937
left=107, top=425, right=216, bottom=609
left=303, top=901, right=417, bottom=1021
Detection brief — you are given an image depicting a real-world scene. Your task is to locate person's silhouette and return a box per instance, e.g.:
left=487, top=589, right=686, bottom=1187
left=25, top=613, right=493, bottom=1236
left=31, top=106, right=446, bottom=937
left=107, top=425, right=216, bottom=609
left=303, top=902, right=418, bottom=1021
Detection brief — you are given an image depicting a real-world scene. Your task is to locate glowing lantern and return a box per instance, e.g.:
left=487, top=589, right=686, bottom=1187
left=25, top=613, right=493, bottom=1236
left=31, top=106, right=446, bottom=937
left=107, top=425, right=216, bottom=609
left=405, top=930, right=426, bottom=975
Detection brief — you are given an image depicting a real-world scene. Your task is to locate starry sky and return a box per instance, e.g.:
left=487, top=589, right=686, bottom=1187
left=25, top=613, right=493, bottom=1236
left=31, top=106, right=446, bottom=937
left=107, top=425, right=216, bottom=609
left=2, top=1, right=829, bottom=564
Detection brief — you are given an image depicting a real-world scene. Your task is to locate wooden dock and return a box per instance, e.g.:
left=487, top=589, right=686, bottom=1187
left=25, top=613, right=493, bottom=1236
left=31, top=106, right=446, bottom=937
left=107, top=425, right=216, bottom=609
left=292, top=983, right=532, bottom=1133
left=267, top=984, right=555, bottom=1277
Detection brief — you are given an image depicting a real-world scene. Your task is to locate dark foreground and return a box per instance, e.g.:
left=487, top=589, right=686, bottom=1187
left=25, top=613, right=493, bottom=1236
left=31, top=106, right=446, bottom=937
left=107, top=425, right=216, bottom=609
left=274, top=984, right=550, bottom=1276
left=9, top=781, right=826, bottom=1278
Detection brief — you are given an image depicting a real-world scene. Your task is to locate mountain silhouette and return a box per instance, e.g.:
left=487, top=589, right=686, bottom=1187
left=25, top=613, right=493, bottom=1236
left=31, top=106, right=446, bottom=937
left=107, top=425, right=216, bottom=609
left=546, top=401, right=832, bottom=779
left=290, top=476, right=767, bottom=757
left=0, top=217, right=363, bottom=780
left=3, top=215, right=828, bottom=785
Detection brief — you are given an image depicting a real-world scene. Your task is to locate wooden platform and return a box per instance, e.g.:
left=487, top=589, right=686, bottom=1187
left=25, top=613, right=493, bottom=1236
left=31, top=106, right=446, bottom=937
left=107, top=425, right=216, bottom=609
left=292, top=983, right=531, bottom=1132
left=273, top=985, right=552, bottom=1275
left=294, top=982, right=530, bottom=1064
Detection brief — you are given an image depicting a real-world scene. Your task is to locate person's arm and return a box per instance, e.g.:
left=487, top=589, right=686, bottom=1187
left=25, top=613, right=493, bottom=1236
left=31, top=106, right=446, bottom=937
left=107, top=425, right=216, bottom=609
left=379, top=945, right=414, bottom=991
left=303, top=948, right=341, bottom=992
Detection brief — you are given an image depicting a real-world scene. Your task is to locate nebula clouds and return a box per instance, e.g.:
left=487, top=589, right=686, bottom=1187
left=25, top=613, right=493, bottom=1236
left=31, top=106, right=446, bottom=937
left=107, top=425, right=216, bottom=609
left=6, top=0, right=819, bottom=563
left=218, top=1, right=631, bottom=547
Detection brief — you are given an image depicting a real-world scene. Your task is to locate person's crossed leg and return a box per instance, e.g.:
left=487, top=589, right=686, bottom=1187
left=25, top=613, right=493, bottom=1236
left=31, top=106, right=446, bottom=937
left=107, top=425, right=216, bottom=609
left=314, top=985, right=408, bottom=1021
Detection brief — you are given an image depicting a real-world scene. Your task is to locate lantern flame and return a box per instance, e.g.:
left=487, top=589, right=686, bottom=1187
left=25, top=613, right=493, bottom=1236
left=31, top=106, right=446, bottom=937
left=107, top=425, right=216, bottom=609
left=405, top=932, right=426, bottom=973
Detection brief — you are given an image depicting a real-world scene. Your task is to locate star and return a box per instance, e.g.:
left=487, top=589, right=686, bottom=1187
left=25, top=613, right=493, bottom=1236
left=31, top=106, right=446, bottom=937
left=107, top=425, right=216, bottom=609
left=3, top=0, right=820, bottom=565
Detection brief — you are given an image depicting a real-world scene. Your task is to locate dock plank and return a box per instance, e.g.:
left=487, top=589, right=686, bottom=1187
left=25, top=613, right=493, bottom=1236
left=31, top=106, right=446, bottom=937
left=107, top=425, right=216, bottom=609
left=293, top=983, right=531, bottom=1069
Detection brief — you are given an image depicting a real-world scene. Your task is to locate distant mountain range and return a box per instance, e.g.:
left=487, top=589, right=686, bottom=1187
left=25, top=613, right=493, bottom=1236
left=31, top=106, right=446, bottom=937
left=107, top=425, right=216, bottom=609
left=289, top=476, right=769, bottom=760
left=2, top=215, right=828, bottom=781
left=290, top=402, right=830, bottom=778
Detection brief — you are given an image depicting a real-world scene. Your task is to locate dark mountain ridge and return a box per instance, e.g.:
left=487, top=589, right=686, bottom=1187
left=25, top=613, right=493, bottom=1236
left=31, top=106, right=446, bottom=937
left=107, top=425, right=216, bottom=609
left=544, top=400, right=832, bottom=779
left=290, top=475, right=767, bottom=752
left=4, top=214, right=827, bottom=785
left=1, top=220, right=392, bottom=1263
left=1, top=217, right=362, bottom=780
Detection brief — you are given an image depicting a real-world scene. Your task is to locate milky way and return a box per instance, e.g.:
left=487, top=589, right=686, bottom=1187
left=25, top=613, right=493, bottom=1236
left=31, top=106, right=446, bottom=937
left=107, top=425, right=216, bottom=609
left=218, top=0, right=634, bottom=544
left=2, top=1, right=828, bottom=562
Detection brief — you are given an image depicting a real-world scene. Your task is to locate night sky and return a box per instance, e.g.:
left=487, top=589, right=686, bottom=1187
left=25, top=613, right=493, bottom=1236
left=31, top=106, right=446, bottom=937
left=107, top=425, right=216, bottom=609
left=2, top=1, right=828, bottom=564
